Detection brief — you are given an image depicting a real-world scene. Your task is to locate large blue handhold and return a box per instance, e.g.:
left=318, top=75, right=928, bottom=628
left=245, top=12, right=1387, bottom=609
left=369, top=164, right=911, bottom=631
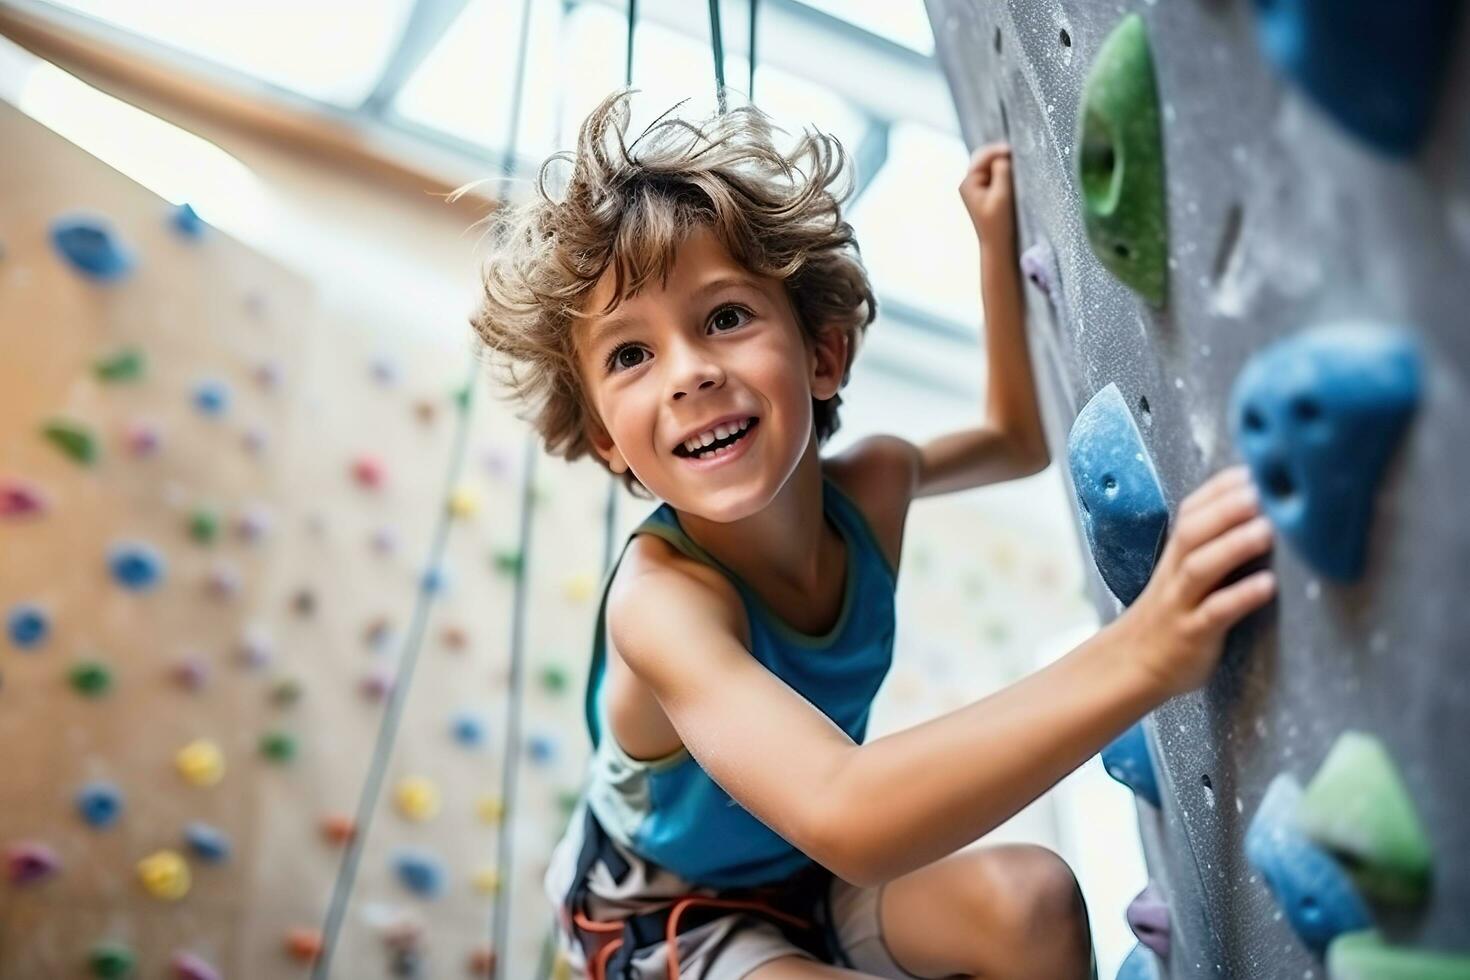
left=1252, top=0, right=1462, bottom=156
left=1067, top=383, right=1168, bottom=604
left=392, top=847, right=446, bottom=898
left=1230, top=324, right=1421, bottom=581
left=50, top=215, right=135, bottom=282
left=1116, top=944, right=1160, bottom=980
left=1245, top=774, right=1372, bottom=955
left=1101, top=722, right=1161, bottom=808
left=76, top=781, right=123, bottom=829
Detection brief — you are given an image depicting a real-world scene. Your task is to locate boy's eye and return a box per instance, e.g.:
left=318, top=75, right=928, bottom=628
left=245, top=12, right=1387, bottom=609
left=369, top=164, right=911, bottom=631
left=606, top=342, right=646, bottom=372
left=710, top=305, right=752, bottom=332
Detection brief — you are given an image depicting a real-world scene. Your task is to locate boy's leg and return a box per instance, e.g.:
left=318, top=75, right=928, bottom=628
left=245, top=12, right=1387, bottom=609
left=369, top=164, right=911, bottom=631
left=840, top=844, right=1093, bottom=980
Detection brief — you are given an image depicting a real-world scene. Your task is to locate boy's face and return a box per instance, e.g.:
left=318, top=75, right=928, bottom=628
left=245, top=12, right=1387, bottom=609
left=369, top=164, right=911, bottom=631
left=576, top=226, right=847, bottom=521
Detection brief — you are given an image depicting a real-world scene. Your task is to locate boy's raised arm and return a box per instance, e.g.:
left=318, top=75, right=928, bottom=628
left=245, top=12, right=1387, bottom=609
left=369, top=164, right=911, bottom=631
left=614, top=468, right=1274, bottom=887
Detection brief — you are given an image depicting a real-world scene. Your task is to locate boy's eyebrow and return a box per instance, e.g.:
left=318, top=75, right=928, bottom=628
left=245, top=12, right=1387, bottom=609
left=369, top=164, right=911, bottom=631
left=587, top=275, right=760, bottom=350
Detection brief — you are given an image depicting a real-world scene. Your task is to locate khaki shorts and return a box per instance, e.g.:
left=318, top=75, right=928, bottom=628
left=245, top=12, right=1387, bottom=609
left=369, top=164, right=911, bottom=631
left=544, top=806, right=924, bottom=980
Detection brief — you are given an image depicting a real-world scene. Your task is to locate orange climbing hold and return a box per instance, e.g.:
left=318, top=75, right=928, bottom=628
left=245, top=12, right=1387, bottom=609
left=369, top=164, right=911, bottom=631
left=284, top=927, right=323, bottom=963
left=320, top=812, right=356, bottom=845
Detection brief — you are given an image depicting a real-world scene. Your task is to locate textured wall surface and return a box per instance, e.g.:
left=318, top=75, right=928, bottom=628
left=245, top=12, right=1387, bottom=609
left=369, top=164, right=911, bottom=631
left=925, top=2, right=1470, bottom=977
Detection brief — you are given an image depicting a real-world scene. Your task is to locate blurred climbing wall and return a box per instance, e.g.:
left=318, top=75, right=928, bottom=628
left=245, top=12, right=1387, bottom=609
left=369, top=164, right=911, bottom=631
left=925, top=1, right=1470, bottom=977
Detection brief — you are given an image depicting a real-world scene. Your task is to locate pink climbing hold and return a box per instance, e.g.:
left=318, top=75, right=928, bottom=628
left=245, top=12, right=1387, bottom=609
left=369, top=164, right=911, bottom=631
left=5, top=841, right=61, bottom=884
left=352, top=454, right=385, bottom=490
left=1126, top=881, right=1171, bottom=959
left=171, top=657, right=210, bottom=691
left=360, top=669, right=394, bottom=702
left=0, top=480, right=46, bottom=519
left=170, top=951, right=221, bottom=980
left=126, top=421, right=162, bottom=457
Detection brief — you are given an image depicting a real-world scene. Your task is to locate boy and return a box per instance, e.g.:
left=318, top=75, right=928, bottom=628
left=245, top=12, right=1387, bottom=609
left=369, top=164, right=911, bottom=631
left=471, top=91, right=1275, bottom=979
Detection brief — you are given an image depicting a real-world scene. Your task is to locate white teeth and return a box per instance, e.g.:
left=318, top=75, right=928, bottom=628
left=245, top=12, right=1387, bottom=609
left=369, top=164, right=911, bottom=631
left=737, top=418, right=750, bottom=431
left=714, top=424, right=731, bottom=440
left=699, top=431, right=715, bottom=447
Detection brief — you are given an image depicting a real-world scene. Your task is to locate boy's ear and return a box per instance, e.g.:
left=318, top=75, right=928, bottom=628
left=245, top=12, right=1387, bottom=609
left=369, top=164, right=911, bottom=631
left=809, top=324, right=850, bottom=402
left=587, top=416, right=630, bottom=475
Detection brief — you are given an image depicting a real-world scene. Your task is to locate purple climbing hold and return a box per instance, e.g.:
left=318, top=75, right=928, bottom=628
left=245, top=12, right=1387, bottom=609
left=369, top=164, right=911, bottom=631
left=5, top=841, right=61, bottom=884
left=371, top=356, right=399, bottom=386
left=1, top=480, right=46, bottom=520
left=360, top=669, right=394, bottom=702
left=254, top=360, right=282, bottom=390
left=172, top=657, right=210, bottom=691
left=204, top=561, right=241, bottom=601
left=1126, top=881, right=1171, bottom=958
left=1020, top=240, right=1059, bottom=301
left=241, top=426, right=269, bottom=456
left=235, top=505, right=273, bottom=542
left=170, top=951, right=221, bottom=980
left=235, top=628, right=272, bottom=670
left=371, top=527, right=398, bottom=556
left=126, top=420, right=163, bottom=457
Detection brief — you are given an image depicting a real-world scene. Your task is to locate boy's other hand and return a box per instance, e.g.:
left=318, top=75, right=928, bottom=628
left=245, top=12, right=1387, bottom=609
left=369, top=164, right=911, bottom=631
left=960, top=143, right=1016, bottom=250
left=1117, top=466, right=1277, bottom=699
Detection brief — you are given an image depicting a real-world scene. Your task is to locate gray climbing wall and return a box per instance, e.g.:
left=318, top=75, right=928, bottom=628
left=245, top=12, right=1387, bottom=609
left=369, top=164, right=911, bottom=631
left=924, top=2, right=1470, bottom=977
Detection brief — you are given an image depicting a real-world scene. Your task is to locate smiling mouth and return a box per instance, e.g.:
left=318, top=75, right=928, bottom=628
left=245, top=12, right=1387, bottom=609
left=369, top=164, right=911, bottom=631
left=674, top=418, right=760, bottom=459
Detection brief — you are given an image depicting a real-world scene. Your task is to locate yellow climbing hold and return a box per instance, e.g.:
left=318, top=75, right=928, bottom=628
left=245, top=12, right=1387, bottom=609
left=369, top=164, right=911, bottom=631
left=395, top=777, right=440, bottom=821
left=175, top=739, right=224, bottom=786
left=137, top=849, right=191, bottom=900
left=447, top=485, right=480, bottom=519
left=471, top=866, right=501, bottom=895
left=476, top=794, right=505, bottom=824
left=562, top=573, right=596, bottom=603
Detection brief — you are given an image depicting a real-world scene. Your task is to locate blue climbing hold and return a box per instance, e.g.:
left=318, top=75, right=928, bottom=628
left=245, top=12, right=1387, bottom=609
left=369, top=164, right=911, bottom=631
left=184, top=822, right=232, bottom=863
left=1116, top=943, right=1160, bottom=980
left=49, top=214, right=135, bottom=282
left=6, top=603, right=50, bottom=650
left=1067, top=383, right=1168, bottom=604
left=108, top=541, right=165, bottom=592
left=172, top=203, right=206, bottom=238
left=421, top=565, right=448, bottom=596
left=1245, top=773, right=1372, bottom=955
left=192, top=380, right=231, bottom=417
left=1230, top=324, right=1421, bottom=581
left=392, top=848, right=445, bottom=898
left=451, top=712, right=486, bottom=748
left=1251, top=0, right=1462, bottom=156
left=527, top=733, right=558, bottom=766
left=76, top=781, right=123, bottom=829
left=1101, top=722, right=1162, bottom=808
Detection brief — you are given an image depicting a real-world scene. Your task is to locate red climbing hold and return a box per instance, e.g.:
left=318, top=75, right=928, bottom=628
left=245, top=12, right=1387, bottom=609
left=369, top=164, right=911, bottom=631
left=0, top=481, right=46, bottom=519
left=5, top=841, right=61, bottom=884
left=352, top=455, right=386, bottom=490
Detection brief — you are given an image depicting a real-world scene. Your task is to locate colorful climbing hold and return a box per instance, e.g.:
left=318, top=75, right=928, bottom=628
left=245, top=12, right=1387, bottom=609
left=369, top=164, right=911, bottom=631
left=1126, top=881, right=1170, bottom=958
left=370, top=356, right=399, bottom=386
left=363, top=615, right=393, bottom=651
left=93, top=347, right=146, bottom=383
left=137, top=848, right=191, bottom=900
left=320, top=812, right=356, bottom=845
left=1077, top=14, right=1169, bottom=305
left=371, top=527, right=398, bottom=556
left=395, top=777, right=441, bottom=821
left=69, top=660, right=114, bottom=697
left=187, top=508, right=219, bottom=545
left=493, top=549, right=523, bottom=577
left=88, top=942, right=136, bottom=978
left=241, top=426, right=268, bottom=455
left=235, top=627, right=272, bottom=669
left=42, top=418, right=98, bottom=465
left=441, top=624, right=468, bottom=651
left=447, top=484, right=480, bottom=519
left=1067, top=384, right=1168, bottom=604
left=1297, top=731, right=1432, bottom=905
left=476, top=795, right=505, bottom=824
left=0, top=479, right=46, bottom=519
left=171, top=202, right=206, bottom=237
left=451, top=712, right=486, bottom=748
left=191, top=380, right=230, bottom=417
left=421, top=565, right=448, bottom=595
left=562, top=574, right=595, bottom=603
left=389, top=946, right=422, bottom=978
left=50, top=214, right=134, bottom=281
left=527, top=733, right=558, bottom=766
left=414, top=399, right=437, bottom=425
left=1230, top=324, right=1421, bottom=581
left=539, top=664, right=570, bottom=694
left=360, top=668, right=394, bottom=702
left=352, top=454, right=386, bottom=490
left=1326, top=930, right=1470, bottom=979
left=108, top=541, right=165, bottom=592
left=291, top=587, right=316, bottom=617
left=204, top=561, right=241, bottom=601
left=169, top=951, right=221, bottom=980
left=253, top=359, right=282, bottom=390
left=235, top=505, right=273, bottom=542
left=171, top=657, right=210, bottom=691
left=1251, top=1, right=1462, bottom=156
left=76, top=781, right=124, bottom=829
left=468, top=946, right=497, bottom=977
left=1020, top=240, right=1059, bottom=302
left=1245, top=773, right=1371, bottom=954
left=284, top=927, right=323, bottom=963
left=125, top=420, right=162, bottom=457
left=392, top=847, right=446, bottom=898
left=453, top=383, right=472, bottom=412
left=471, top=866, right=501, bottom=895
left=5, top=841, right=61, bottom=883
left=175, top=738, right=225, bottom=787
left=7, top=603, right=50, bottom=650
left=183, top=822, right=231, bottom=863
left=1115, top=943, right=1160, bottom=980
left=259, top=730, right=297, bottom=763
left=270, top=677, right=303, bottom=707
left=1100, top=722, right=1161, bottom=807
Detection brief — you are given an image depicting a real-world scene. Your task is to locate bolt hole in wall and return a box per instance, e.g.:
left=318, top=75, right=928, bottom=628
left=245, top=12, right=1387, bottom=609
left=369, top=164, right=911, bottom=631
left=1138, top=395, right=1152, bottom=427
left=1060, top=28, right=1072, bottom=48
left=994, top=26, right=1002, bottom=54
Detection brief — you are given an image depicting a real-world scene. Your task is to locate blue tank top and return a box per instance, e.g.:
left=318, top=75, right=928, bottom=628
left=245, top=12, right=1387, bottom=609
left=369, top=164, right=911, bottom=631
left=581, top=475, right=897, bottom=889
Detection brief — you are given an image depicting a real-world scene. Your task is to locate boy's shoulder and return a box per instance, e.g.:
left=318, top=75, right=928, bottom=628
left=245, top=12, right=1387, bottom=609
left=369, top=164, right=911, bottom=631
left=824, top=434, right=919, bottom=574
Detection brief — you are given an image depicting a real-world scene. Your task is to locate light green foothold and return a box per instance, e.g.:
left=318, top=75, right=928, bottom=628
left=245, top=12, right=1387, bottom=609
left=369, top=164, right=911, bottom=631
left=1077, top=13, right=1169, bottom=306
left=188, top=508, right=219, bottom=545
left=1327, top=931, right=1470, bottom=980
left=93, top=347, right=146, bottom=383
left=69, top=661, right=113, bottom=698
left=493, top=549, right=524, bottom=576
left=1297, top=731, right=1433, bottom=904
left=42, top=418, right=98, bottom=465
left=259, top=731, right=297, bottom=763
left=540, top=665, right=569, bottom=694
left=89, top=942, right=135, bottom=978
left=270, top=677, right=303, bottom=706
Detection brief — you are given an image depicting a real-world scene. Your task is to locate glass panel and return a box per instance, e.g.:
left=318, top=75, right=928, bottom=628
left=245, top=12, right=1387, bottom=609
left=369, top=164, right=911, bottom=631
left=41, top=0, right=414, bottom=105
left=794, top=0, right=935, bottom=56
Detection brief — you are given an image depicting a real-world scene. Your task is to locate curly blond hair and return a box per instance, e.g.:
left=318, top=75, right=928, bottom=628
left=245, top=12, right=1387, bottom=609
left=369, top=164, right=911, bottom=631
left=469, top=89, right=876, bottom=498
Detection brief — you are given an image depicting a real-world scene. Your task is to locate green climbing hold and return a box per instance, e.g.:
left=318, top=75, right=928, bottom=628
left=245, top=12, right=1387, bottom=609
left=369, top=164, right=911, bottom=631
left=270, top=677, right=303, bottom=706
left=494, top=549, right=524, bottom=576
left=93, top=347, right=146, bottom=383
left=1077, top=13, right=1169, bottom=306
left=259, top=731, right=298, bottom=763
left=540, top=665, right=569, bottom=694
left=69, top=661, right=113, bottom=698
left=453, top=383, right=473, bottom=412
left=556, top=789, right=580, bottom=818
left=89, top=942, right=135, bottom=978
left=42, top=419, right=98, bottom=466
left=188, top=508, right=219, bottom=545
left=1298, top=731, right=1433, bottom=904
left=1327, top=931, right=1470, bottom=980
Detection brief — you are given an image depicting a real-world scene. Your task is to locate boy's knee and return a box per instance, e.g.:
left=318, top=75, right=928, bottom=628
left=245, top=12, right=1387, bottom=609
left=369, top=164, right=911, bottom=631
left=979, top=846, right=1090, bottom=977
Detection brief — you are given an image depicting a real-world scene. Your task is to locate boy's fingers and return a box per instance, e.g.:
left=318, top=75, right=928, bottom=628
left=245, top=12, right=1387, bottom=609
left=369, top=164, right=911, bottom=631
left=1172, top=484, right=1261, bottom=556
left=1192, top=569, right=1276, bottom=633
left=1177, top=466, right=1253, bottom=522
left=1179, top=516, right=1273, bottom=604
left=969, top=144, right=1010, bottom=172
